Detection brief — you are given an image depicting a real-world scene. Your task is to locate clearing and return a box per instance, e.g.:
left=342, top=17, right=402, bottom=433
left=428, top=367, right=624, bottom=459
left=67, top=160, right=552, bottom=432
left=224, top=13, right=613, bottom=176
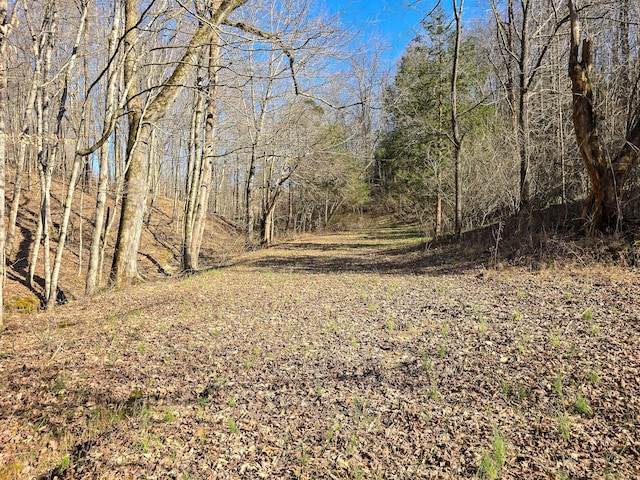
left=1, top=227, right=639, bottom=479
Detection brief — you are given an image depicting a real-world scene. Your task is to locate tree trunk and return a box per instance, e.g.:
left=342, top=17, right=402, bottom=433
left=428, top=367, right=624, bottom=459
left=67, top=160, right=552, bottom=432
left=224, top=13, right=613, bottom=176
left=110, top=0, right=148, bottom=288
left=259, top=160, right=295, bottom=246
left=30, top=4, right=56, bottom=297
left=245, top=148, right=257, bottom=244
left=517, top=0, right=530, bottom=207
left=45, top=0, right=88, bottom=308
left=112, top=0, right=248, bottom=287
left=86, top=2, right=120, bottom=295
left=243, top=48, right=275, bottom=246
left=617, top=0, right=631, bottom=129
left=451, top=0, right=464, bottom=238
left=260, top=189, right=279, bottom=246
left=0, top=0, right=8, bottom=326
left=111, top=120, right=151, bottom=287
left=235, top=159, right=241, bottom=220
left=78, top=180, right=84, bottom=277
left=261, top=205, right=275, bottom=246
left=6, top=81, right=37, bottom=257
left=192, top=30, right=221, bottom=265
left=40, top=167, right=52, bottom=302
left=567, top=0, right=640, bottom=231
left=286, top=184, right=293, bottom=231
left=182, top=75, right=205, bottom=271
left=145, top=129, right=159, bottom=226
left=518, top=89, right=530, bottom=206
left=48, top=153, right=82, bottom=309
left=435, top=168, right=442, bottom=239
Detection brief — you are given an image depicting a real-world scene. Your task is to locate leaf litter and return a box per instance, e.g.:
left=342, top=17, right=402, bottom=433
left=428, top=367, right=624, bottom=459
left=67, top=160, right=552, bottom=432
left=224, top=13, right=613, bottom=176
left=1, top=227, right=639, bottom=479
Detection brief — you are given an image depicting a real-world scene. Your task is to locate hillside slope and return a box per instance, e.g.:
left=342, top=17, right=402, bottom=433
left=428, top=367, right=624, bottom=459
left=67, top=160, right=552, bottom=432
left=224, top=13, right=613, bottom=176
left=4, top=177, right=245, bottom=310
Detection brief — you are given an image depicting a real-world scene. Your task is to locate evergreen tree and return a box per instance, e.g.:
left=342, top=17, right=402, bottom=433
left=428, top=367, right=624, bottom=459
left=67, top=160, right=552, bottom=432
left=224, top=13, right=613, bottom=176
left=378, top=5, right=490, bottom=236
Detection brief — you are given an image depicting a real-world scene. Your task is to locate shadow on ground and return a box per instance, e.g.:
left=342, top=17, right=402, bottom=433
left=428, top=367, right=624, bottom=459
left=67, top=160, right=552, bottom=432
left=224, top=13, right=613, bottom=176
left=234, top=227, right=488, bottom=276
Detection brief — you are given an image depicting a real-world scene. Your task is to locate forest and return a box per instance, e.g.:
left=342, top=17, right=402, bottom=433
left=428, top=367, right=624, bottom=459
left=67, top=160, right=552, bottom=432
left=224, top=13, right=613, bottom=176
left=0, top=0, right=639, bottom=478
left=0, top=0, right=639, bottom=313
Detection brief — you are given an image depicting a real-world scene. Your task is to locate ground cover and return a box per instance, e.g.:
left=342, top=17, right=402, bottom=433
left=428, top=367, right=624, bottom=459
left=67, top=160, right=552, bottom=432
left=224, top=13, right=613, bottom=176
left=1, top=227, right=639, bottom=479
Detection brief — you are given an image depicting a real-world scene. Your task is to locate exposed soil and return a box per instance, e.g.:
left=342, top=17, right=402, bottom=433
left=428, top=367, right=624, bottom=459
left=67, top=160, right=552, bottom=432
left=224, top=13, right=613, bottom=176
left=1, top=227, right=639, bottom=479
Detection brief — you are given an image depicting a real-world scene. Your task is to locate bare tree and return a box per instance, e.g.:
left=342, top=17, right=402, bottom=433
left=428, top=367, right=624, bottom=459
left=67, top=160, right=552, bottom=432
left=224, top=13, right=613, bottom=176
left=44, top=0, right=89, bottom=309
left=451, top=0, right=463, bottom=237
left=346, top=43, right=385, bottom=187
left=18, top=0, right=90, bottom=309
left=183, top=79, right=206, bottom=269
left=111, top=0, right=249, bottom=288
left=190, top=23, right=222, bottom=265
left=86, top=0, right=123, bottom=295
left=28, top=0, right=56, bottom=295
left=182, top=18, right=222, bottom=271
left=5, top=60, right=37, bottom=257
left=0, top=0, right=10, bottom=326
left=490, top=0, right=571, bottom=208
left=241, top=45, right=275, bottom=246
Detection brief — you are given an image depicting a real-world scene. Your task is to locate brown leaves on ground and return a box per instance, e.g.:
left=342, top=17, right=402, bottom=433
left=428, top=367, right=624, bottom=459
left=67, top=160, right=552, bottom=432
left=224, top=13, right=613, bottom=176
left=1, top=227, right=639, bottom=479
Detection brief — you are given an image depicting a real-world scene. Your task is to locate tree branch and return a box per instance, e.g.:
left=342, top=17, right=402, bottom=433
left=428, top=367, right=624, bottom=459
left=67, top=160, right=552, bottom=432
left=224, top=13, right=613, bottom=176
left=223, top=19, right=299, bottom=95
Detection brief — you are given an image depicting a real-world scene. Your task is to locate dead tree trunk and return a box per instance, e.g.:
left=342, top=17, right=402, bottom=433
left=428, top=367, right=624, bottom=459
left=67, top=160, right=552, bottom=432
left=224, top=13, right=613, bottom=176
left=568, top=0, right=640, bottom=232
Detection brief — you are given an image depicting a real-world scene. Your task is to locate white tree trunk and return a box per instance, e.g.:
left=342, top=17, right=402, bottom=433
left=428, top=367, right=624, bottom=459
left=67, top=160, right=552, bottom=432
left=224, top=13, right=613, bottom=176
left=0, top=0, right=9, bottom=326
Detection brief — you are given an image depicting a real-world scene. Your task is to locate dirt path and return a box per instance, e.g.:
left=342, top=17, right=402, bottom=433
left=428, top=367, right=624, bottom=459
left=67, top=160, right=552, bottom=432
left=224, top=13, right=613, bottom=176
left=1, top=227, right=639, bottom=479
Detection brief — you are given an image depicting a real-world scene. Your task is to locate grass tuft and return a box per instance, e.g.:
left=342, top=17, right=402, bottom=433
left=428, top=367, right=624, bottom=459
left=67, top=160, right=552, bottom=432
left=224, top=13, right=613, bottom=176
left=574, top=391, right=593, bottom=418
left=557, top=413, right=571, bottom=441
left=478, top=427, right=506, bottom=479
left=479, top=452, right=498, bottom=480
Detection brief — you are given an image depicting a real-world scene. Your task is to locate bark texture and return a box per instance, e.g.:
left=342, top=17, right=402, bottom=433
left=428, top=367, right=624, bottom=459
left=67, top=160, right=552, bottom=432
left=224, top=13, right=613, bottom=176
left=112, top=0, right=247, bottom=288
left=451, top=0, right=464, bottom=237
left=0, top=0, right=8, bottom=326
left=568, top=0, right=640, bottom=231
left=86, top=1, right=121, bottom=295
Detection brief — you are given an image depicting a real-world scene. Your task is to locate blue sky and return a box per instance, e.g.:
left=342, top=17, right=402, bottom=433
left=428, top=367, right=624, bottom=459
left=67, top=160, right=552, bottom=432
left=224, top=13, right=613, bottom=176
left=324, top=0, right=489, bottom=61
left=331, top=0, right=425, bottom=60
